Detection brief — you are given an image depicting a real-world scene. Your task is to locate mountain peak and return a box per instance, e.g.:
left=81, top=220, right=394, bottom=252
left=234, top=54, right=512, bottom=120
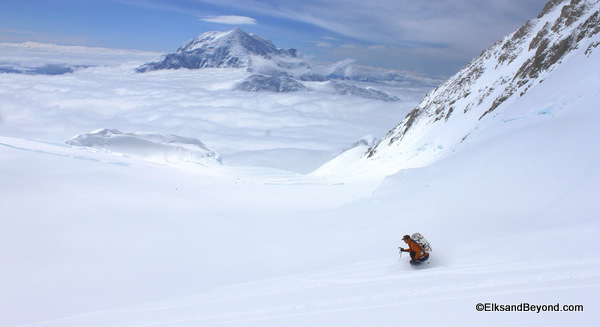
left=177, top=27, right=253, bottom=52
left=136, top=28, right=297, bottom=72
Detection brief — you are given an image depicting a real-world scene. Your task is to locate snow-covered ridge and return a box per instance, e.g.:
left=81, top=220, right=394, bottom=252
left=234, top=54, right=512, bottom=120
left=311, top=136, right=376, bottom=177
left=177, top=28, right=297, bottom=58
left=362, top=0, right=600, bottom=170
left=66, top=129, right=222, bottom=166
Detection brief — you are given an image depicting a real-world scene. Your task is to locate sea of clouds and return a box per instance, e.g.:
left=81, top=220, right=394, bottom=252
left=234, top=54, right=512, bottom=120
left=0, top=42, right=432, bottom=173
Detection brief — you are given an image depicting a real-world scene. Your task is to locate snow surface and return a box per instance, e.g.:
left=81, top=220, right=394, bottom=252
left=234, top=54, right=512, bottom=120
left=1, top=21, right=599, bottom=327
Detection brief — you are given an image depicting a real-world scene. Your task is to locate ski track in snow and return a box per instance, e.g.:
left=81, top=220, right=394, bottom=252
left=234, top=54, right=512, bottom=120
left=19, top=256, right=600, bottom=327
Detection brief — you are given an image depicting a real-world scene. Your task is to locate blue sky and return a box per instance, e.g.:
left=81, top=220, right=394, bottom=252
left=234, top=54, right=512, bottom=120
left=0, top=0, right=550, bottom=76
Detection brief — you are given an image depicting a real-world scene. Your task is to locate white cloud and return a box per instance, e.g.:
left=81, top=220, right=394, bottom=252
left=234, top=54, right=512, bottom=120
left=314, top=41, right=332, bottom=48
left=0, top=44, right=424, bottom=172
left=200, top=15, right=257, bottom=25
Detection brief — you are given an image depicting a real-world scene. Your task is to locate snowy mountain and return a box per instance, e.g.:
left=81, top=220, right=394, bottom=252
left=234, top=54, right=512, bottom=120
left=136, top=27, right=298, bottom=72
left=135, top=28, right=413, bottom=100
left=358, top=0, right=600, bottom=171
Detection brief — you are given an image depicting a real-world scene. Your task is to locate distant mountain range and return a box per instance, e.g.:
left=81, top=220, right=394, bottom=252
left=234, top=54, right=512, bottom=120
left=135, top=28, right=439, bottom=101
left=0, top=63, right=90, bottom=75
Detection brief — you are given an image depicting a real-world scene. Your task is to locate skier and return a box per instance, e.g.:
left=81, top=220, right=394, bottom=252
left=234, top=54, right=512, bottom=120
left=399, top=234, right=429, bottom=265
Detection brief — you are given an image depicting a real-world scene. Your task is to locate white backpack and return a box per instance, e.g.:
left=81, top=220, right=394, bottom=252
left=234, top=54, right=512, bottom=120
left=411, top=233, right=432, bottom=253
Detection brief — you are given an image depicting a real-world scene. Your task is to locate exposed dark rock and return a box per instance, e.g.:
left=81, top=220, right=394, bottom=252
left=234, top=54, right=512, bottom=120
left=235, top=74, right=308, bottom=92
left=329, top=81, right=399, bottom=102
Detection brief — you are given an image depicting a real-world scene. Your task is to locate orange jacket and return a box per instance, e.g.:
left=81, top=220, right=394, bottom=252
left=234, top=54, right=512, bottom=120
left=403, top=240, right=427, bottom=259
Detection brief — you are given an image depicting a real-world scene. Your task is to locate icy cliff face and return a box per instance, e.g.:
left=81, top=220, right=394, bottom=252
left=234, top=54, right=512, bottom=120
left=136, top=28, right=298, bottom=72
left=363, top=0, right=600, bottom=169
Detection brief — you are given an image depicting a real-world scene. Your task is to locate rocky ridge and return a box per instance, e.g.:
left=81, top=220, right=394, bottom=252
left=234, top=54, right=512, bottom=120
left=365, top=0, right=600, bottom=161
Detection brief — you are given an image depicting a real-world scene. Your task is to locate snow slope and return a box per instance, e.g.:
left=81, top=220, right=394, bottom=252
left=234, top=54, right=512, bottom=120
left=1, top=86, right=598, bottom=325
